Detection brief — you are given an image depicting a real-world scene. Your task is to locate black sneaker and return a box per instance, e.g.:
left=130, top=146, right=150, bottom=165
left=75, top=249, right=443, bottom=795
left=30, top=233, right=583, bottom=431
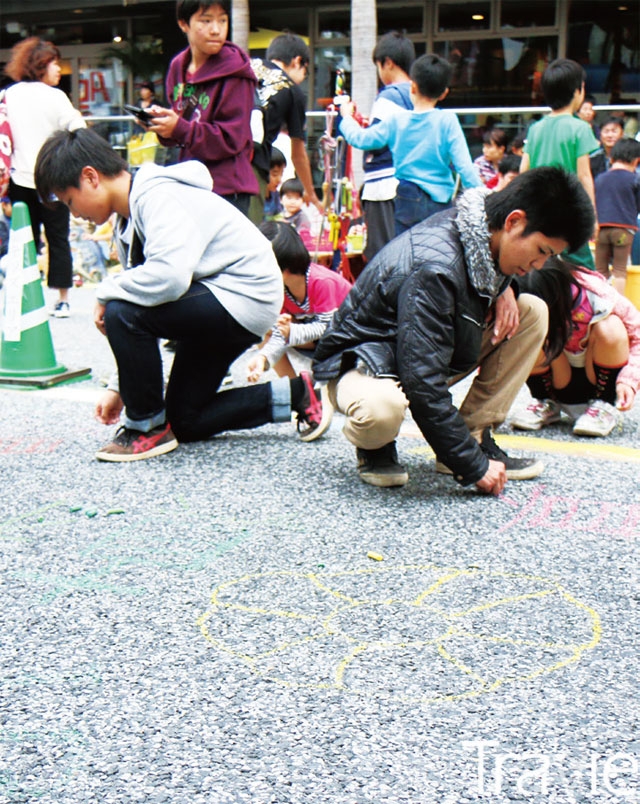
left=357, top=441, right=408, bottom=487
left=95, top=423, right=178, bottom=462
left=436, top=427, right=543, bottom=480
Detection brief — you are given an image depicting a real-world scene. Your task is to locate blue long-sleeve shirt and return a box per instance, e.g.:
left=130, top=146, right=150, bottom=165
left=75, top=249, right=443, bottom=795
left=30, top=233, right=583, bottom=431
left=340, top=107, right=481, bottom=203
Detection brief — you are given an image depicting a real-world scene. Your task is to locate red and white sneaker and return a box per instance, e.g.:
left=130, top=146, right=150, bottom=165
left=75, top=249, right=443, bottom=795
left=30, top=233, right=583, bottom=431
left=295, top=371, right=334, bottom=442
left=95, top=423, right=178, bottom=462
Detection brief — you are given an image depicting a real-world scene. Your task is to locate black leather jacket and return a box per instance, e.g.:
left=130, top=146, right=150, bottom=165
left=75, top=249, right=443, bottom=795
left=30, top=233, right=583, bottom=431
left=313, top=208, right=510, bottom=485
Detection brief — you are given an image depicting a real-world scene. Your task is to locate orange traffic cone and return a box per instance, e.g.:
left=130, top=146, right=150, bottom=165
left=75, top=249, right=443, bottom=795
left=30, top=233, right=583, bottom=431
left=0, top=201, right=91, bottom=387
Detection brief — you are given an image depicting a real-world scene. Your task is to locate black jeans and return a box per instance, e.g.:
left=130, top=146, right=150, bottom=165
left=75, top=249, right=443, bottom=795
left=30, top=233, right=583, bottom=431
left=9, top=181, right=73, bottom=289
left=104, top=282, right=278, bottom=442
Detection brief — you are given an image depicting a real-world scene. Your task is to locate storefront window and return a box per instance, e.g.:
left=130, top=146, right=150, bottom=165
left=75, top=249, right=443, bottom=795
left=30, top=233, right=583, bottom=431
left=317, top=9, right=351, bottom=41
left=314, top=45, right=351, bottom=107
left=438, top=2, right=491, bottom=33
left=78, top=56, right=124, bottom=116
left=500, top=1, right=556, bottom=29
left=435, top=36, right=557, bottom=106
left=567, top=3, right=639, bottom=105
left=378, top=4, right=424, bottom=36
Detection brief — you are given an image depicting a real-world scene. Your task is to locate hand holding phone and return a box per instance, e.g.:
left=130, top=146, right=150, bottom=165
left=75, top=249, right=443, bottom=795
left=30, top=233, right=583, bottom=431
left=124, top=104, right=154, bottom=124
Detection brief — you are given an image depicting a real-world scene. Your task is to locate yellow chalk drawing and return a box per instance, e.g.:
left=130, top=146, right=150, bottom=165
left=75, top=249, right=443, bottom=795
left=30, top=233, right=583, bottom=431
left=197, top=565, right=601, bottom=704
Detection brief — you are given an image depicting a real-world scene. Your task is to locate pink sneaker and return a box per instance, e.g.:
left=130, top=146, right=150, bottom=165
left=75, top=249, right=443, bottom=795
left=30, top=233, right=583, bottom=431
left=296, top=372, right=333, bottom=442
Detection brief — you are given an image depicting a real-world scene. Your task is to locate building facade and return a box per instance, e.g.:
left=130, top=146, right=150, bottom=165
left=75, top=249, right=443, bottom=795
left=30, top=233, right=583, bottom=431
left=0, top=0, right=638, bottom=114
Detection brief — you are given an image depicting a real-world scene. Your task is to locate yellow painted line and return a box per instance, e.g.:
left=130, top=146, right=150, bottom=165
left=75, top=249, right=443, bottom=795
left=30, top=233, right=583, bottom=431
left=402, top=427, right=640, bottom=464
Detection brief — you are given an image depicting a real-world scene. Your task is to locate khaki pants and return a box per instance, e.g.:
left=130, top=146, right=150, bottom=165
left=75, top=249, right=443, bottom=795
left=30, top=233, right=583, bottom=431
left=327, top=293, right=547, bottom=450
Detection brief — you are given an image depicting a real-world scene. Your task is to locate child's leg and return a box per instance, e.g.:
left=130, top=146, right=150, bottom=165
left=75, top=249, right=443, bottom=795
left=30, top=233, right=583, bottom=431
left=609, top=229, right=633, bottom=295
left=594, top=228, right=611, bottom=280
left=585, top=314, right=629, bottom=404
left=272, top=353, right=297, bottom=379
left=525, top=350, right=571, bottom=400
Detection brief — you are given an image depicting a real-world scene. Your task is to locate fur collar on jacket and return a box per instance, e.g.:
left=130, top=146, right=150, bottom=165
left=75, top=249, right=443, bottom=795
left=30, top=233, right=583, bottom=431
left=456, top=186, right=504, bottom=300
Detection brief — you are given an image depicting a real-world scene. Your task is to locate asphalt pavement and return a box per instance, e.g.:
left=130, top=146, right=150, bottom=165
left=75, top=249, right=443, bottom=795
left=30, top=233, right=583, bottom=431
left=0, top=283, right=638, bottom=804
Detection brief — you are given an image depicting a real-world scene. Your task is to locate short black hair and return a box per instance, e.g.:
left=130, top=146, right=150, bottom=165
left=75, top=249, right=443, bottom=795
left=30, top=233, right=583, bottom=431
left=280, top=178, right=304, bottom=197
left=541, top=58, right=585, bottom=110
left=35, top=128, right=128, bottom=206
left=259, top=220, right=310, bottom=275
left=509, top=133, right=525, bottom=152
left=599, top=115, right=625, bottom=133
left=372, top=31, right=415, bottom=76
left=266, top=33, right=309, bottom=68
left=176, top=1, right=230, bottom=24
left=497, top=153, right=522, bottom=176
left=610, top=137, right=640, bottom=164
left=410, top=54, right=452, bottom=100
left=270, top=147, right=287, bottom=169
left=484, top=166, right=594, bottom=253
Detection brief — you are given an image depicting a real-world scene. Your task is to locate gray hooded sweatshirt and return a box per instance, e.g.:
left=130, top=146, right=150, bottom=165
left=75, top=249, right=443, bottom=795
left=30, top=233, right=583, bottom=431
left=96, top=160, right=282, bottom=337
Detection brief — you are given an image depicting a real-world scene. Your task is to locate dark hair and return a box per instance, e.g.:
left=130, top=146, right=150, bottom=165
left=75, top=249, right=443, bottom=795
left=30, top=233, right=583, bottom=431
left=581, top=93, right=597, bottom=106
left=139, top=80, right=155, bottom=92
left=509, top=133, right=525, bottom=153
left=266, top=34, right=310, bottom=68
left=35, top=128, right=128, bottom=206
left=176, top=1, right=230, bottom=24
left=483, top=128, right=509, bottom=150
left=259, top=220, right=310, bottom=275
left=280, top=177, right=304, bottom=197
left=484, top=166, right=594, bottom=253
left=410, top=54, right=452, bottom=99
left=599, top=115, right=625, bottom=133
left=372, top=31, right=415, bottom=76
left=497, top=153, right=522, bottom=176
left=5, top=37, right=60, bottom=83
left=610, top=137, right=640, bottom=164
left=541, top=58, right=586, bottom=110
left=270, top=147, right=287, bottom=168
left=516, top=258, right=586, bottom=363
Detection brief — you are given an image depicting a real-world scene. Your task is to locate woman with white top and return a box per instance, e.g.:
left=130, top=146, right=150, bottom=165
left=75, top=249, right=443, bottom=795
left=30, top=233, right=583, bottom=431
left=4, top=37, right=85, bottom=317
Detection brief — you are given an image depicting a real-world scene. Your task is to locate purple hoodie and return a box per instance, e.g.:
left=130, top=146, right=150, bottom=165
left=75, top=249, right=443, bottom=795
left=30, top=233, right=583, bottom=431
left=164, top=42, right=258, bottom=197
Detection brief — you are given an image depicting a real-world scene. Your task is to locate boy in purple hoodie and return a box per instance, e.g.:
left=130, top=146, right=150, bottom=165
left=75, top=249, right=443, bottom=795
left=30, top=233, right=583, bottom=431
left=148, top=1, right=258, bottom=215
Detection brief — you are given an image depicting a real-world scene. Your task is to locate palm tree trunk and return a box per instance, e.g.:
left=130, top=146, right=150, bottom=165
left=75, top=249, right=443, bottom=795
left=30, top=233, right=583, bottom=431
left=350, top=0, right=378, bottom=187
left=231, top=0, right=250, bottom=54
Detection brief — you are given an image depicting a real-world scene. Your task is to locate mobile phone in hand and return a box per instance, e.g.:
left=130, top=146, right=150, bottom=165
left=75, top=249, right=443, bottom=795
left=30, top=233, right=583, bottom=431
left=124, top=104, right=154, bottom=124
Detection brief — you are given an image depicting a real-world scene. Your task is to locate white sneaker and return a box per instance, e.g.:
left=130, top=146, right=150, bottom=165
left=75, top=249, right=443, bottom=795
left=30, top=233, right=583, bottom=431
left=52, top=300, right=70, bottom=318
left=572, top=400, right=621, bottom=437
left=510, top=398, right=562, bottom=431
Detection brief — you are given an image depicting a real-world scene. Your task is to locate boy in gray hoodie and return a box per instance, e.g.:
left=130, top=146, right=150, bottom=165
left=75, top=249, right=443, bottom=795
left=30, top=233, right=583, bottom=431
left=35, top=128, right=329, bottom=461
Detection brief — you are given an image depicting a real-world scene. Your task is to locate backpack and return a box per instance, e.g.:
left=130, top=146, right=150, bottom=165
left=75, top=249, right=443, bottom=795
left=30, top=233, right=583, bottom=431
left=0, top=90, right=13, bottom=197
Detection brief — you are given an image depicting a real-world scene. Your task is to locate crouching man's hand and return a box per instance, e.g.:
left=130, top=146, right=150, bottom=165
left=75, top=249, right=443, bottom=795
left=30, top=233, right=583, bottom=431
left=475, top=459, right=507, bottom=496
left=95, top=389, right=123, bottom=425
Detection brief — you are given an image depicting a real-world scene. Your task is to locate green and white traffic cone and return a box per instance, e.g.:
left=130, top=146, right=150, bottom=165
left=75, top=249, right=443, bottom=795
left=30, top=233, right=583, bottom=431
left=0, top=201, right=91, bottom=387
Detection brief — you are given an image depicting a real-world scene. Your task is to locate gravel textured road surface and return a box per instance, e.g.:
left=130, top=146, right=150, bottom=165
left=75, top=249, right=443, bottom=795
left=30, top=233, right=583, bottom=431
left=0, top=285, right=638, bottom=803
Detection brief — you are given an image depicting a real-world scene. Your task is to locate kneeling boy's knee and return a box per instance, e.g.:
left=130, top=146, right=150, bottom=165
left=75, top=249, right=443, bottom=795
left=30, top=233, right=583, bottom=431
left=344, top=387, right=407, bottom=444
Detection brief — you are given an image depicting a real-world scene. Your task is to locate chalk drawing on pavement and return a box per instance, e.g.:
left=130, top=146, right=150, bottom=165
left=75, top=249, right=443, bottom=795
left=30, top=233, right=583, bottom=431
left=197, top=565, right=601, bottom=704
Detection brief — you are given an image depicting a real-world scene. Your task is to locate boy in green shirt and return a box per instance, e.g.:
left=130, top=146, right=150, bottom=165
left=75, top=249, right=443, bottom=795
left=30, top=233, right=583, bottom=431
left=520, top=58, right=599, bottom=269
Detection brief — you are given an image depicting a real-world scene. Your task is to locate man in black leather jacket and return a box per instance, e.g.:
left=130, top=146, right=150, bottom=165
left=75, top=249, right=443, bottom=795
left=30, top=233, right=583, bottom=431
left=313, top=167, right=595, bottom=495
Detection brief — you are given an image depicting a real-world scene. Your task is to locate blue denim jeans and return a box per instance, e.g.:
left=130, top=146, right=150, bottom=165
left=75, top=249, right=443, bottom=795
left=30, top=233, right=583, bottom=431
left=103, top=282, right=281, bottom=442
left=394, top=180, right=452, bottom=237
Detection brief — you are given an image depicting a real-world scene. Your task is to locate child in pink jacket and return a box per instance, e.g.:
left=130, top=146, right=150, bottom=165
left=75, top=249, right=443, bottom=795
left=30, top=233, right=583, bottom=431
left=247, top=220, right=352, bottom=382
left=510, top=258, right=640, bottom=437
